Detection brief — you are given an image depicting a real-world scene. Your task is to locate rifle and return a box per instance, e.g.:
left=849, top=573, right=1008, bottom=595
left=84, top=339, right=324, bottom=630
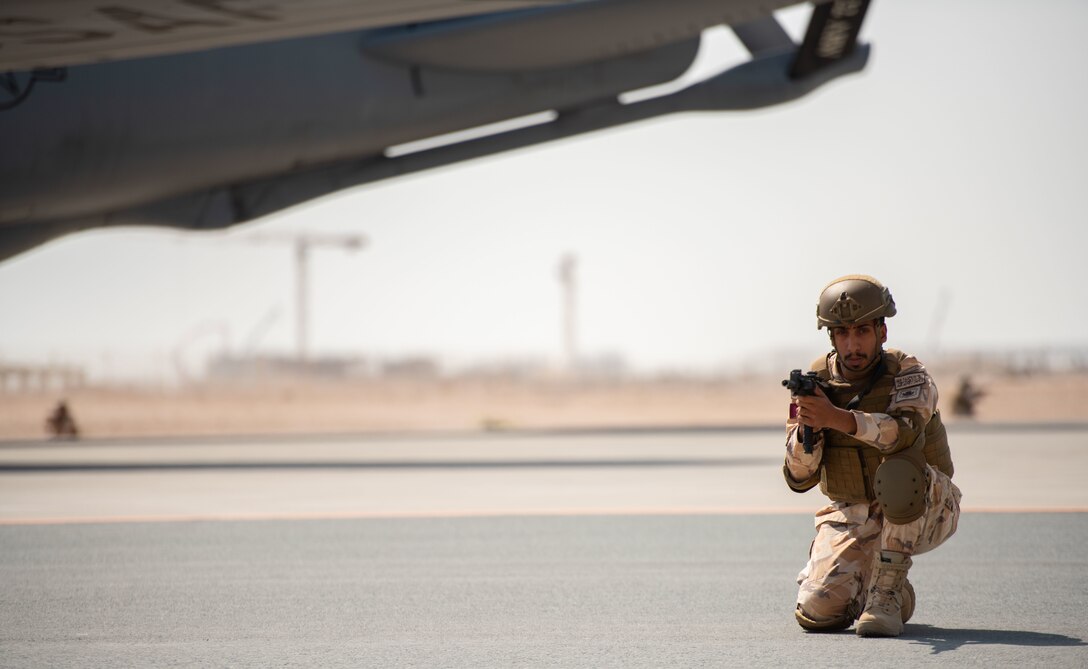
left=781, top=370, right=821, bottom=454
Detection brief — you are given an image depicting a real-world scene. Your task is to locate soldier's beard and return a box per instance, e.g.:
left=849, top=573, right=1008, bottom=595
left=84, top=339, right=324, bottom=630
left=843, top=353, right=870, bottom=370
left=840, top=349, right=882, bottom=380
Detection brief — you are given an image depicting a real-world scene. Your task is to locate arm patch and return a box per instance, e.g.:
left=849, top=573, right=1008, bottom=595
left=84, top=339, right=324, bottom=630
left=894, top=373, right=926, bottom=390
left=895, top=387, right=922, bottom=402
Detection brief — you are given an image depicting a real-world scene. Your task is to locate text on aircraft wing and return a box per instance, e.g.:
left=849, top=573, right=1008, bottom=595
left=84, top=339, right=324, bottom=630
left=0, top=0, right=577, bottom=71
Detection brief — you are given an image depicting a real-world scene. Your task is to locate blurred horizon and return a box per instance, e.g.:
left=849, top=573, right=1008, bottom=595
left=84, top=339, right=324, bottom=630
left=2, top=341, right=1086, bottom=393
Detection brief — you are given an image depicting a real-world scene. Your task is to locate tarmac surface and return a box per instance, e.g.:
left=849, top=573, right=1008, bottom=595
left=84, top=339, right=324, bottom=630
left=1, top=425, right=1086, bottom=667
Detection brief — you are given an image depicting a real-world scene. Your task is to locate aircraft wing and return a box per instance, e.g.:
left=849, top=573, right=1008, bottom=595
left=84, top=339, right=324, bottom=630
left=0, top=0, right=577, bottom=71
left=1, top=0, right=873, bottom=261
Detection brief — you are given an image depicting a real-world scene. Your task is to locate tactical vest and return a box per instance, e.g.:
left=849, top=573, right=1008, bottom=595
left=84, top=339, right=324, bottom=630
left=811, top=349, right=955, bottom=504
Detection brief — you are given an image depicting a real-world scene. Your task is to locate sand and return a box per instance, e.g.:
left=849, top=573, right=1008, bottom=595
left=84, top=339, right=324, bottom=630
left=2, top=371, right=1084, bottom=441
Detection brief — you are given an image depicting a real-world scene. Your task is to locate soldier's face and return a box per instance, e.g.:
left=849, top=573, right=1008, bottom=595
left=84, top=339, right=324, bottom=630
left=831, top=320, right=887, bottom=372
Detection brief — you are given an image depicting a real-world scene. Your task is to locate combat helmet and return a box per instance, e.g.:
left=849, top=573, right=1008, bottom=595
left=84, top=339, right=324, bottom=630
left=816, top=275, right=896, bottom=330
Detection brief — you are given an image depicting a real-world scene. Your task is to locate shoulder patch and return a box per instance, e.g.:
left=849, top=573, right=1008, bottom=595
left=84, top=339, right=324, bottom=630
left=895, top=387, right=922, bottom=402
left=894, top=373, right=927, bottom=391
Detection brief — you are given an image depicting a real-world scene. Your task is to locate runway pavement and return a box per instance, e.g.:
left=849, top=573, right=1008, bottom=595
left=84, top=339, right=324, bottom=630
left=1, top=426, right=1086, bottom=667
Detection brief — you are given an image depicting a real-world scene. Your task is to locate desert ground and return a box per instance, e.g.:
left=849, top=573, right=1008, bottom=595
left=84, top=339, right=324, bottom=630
left=2, top=369, right=1084, bottom=441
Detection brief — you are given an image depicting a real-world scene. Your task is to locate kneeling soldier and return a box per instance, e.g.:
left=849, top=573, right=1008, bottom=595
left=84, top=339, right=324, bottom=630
left=784, top=275, right=962, bottom=637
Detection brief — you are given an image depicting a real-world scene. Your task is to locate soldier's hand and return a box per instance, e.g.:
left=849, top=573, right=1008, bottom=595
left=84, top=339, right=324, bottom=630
left=795, top=386, right=857, bottom=435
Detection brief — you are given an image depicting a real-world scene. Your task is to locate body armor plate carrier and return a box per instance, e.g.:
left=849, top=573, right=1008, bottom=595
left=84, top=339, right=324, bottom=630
left=793, top=349, right=954, bottom=504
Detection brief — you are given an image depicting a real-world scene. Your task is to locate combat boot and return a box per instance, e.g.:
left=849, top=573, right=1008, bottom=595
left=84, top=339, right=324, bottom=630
left=901, top=578, right=915, bottom=624
left=856, top=551, right=912, bottom=637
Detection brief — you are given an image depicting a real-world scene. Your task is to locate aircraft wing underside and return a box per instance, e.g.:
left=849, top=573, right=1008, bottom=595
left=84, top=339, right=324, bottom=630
left=0, top=0, right=873, bottom=261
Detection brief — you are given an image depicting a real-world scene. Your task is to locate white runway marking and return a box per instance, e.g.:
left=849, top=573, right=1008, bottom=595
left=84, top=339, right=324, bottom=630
left=2, top=429, right=1085, bottom=525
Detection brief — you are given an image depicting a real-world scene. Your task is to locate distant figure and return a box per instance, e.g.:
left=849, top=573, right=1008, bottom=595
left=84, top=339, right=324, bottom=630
left=46, top=400, right=79, bottom=439
left=951, top=377, right=985, bottom=418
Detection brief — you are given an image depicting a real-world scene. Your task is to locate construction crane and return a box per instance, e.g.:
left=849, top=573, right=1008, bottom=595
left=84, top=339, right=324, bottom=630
left=243, top=232, right=367, bottom=361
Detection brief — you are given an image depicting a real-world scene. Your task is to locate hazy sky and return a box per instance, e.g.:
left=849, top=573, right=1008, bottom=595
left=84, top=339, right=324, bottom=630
left=1, top=0, right=1086, bottom=381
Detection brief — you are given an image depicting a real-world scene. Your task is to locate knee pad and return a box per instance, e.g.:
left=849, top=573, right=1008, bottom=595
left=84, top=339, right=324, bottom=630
left=795, top=604, right=854, bottom=632
left=874, top=455, right=927, bottom=524
left=795, top=591, right=861, bottom=632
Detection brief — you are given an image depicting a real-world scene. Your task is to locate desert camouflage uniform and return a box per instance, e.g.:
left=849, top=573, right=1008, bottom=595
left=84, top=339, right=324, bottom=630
left=785, top=350, right=962, bottom=623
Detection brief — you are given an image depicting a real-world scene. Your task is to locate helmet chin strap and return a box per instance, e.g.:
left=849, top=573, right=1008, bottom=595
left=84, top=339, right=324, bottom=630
left=844, top=351, right=886, bottom=410
left=826, top=318, right=886, bottom=381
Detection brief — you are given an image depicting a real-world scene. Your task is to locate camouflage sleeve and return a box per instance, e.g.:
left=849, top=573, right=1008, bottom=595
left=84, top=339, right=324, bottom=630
left=784, top=419, right=822, bottom=489
left=850, top=357, right=938, bottom=455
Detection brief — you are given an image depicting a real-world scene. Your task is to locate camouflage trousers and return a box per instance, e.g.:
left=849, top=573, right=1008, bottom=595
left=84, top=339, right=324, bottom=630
left=796, top=465, right=961, bottom=622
